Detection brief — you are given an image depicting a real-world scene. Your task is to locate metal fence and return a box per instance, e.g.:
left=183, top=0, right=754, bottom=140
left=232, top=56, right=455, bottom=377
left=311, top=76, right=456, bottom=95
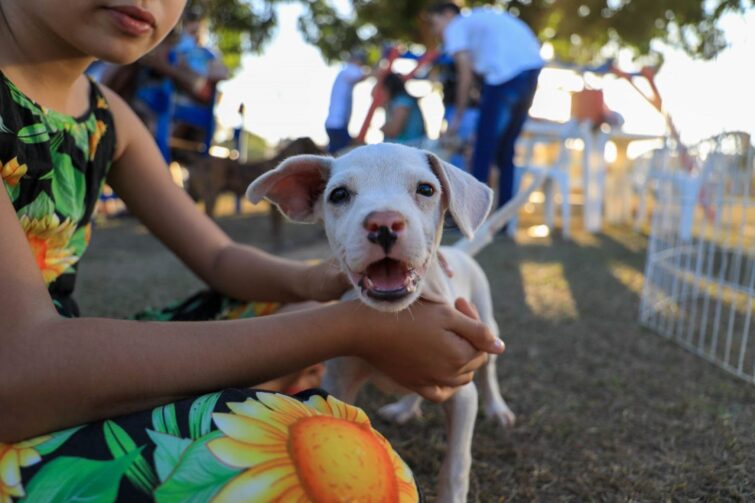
left=640, top=132, right=755, bottom=384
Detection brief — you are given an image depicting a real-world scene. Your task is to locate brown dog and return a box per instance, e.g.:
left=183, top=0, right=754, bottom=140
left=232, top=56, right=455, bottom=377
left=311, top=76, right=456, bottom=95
left=185, top=137, right=324, bottom=239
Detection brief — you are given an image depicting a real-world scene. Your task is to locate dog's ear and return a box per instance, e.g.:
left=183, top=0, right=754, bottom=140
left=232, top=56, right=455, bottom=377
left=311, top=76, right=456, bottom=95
left=425, top=152, right=493, bottom=238
left=246, top=155, right=332, bottom=223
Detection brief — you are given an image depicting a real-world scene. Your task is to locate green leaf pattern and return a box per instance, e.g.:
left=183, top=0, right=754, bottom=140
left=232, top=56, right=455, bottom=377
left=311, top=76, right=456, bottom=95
left=188, top=392, right=221, bottom=440
left=50, top=148, right=86, bottom=221
left=22, top=451, right=140, bottom=503
left=1, top=72, right=114, bottom=295
left=103, top=421, right=159, bottom=494
left=153, top=431, right=243, bottom=503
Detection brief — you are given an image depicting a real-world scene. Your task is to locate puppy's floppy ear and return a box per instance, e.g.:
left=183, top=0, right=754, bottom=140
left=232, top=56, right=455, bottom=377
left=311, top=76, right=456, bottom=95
left=246, top=155, right=332, bottom=223
left=425, top=152, right=493, bottom=238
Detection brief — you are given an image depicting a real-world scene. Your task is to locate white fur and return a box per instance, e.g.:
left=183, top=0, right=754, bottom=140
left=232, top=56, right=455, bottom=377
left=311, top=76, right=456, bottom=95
left=248, top=143, right=514, bottom=503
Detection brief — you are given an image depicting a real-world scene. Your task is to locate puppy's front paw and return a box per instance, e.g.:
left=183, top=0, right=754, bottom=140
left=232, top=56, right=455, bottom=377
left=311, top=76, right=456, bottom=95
left=485, top=401, right=516, bottom=428
left=378, top=398, right=423, bottom=424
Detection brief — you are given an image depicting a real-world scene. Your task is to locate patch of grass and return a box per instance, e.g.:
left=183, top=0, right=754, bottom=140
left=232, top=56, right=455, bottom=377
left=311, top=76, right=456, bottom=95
left=77, top=214, right=755, bottom=501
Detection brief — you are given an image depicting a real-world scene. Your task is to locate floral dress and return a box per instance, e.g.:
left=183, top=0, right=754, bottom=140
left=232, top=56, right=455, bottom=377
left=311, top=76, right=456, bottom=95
left=0, top=73, right=419, bottom=502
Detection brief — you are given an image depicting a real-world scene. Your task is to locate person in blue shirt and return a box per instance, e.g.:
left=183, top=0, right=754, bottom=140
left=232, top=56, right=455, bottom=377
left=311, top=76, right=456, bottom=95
left=380, top=73, right=426, bottom=146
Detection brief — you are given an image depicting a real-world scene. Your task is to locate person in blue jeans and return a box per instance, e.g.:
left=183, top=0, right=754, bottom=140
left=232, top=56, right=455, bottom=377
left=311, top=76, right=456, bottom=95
left=438, top=58, right=482, bottom=171
left=428, top=2, right=543, bottom=209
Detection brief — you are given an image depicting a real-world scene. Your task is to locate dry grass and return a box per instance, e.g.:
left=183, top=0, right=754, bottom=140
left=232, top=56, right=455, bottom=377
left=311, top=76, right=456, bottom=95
left=77, top=206, right=755, bottom=502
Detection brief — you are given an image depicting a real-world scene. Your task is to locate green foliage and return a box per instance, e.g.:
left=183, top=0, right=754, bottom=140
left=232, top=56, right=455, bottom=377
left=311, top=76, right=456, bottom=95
left=185, top=0, right=752, bottom=69
left=186, top=0, right=289, bottom=72
left=153, top=431, right=243, bottom=503
left=295, top=0, right=754, bottom=64
left=152, top=402, right=181, bottom=437
left=146, top=430, right=193, bottom=483
left=103, top=421, right=159, bottom=494
left=35, top=426, right=84, bottom=456
left=23, top=451, right=140, bottom=503
left=188, top=392, right=222, bottom=440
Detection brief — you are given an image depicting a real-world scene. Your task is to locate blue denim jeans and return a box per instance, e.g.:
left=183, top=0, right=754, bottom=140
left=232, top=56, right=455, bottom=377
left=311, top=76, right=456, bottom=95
left=443, top=106, right=480, bottom=171
left=326, top=127, right=352, bottom=154
left=471, top=68, right=540, bottom=208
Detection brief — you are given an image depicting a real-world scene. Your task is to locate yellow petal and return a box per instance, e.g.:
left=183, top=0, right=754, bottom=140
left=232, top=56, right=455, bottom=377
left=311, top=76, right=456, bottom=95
left=207, top=437, right=286, bottom=469
left=256, top=393, right=316, bottom=420
left=212, top=463, right=301, bottom=503
left=212, top=414, right=284, bottom=446
left=306, top=394, right=370, bottom=425
left=226, top=402, right=292, bottom=436
left=5, top=482, right=24, bottom=498
left=17, top=448, right=40, bottom=468
left=0, top=450, right=20, bottom=488
left=15, top=435, right=50, bottom=449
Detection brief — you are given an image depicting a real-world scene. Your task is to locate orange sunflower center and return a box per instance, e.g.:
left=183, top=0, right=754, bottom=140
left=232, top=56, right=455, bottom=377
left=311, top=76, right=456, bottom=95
left=289, top=416, right=399, bottom=503
left=26, top=235, right=49, bottom=271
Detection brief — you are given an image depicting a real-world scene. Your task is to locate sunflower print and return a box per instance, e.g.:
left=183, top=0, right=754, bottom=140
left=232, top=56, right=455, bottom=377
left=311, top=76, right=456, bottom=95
left=0, top=72, right=115, bottom=312
left=0, top=157, right=26, bottom=187
left=209, top=393, right=419, bottom=503
left=19, top=214, right=79, bottom=285
left=0, top=75, right=420, bottom=502
left=0, top=436, right=49, bottom=503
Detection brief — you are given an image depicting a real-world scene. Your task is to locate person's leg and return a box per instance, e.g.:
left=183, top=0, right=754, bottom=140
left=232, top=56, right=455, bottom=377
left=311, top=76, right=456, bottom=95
left=12, top=389, right=421, bottom=501
left=470, top=82, right=508, bottom=185
left=326, top=127, right=351, bottom=154
left=494, top=69, right=541, bottom=208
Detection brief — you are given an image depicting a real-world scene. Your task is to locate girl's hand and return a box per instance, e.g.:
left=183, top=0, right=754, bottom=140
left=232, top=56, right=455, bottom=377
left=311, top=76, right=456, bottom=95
left=299, top=258, right=351, bottom=302
left=348, top=297, right=504, bottom=402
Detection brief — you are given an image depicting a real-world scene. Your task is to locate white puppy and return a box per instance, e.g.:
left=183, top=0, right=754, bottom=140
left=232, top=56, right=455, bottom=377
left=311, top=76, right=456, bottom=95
left=247, top=143, right=514, bottom=503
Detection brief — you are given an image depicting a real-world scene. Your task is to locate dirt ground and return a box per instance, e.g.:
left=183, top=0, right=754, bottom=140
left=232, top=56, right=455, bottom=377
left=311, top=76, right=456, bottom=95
left=77, top=208, right=755, bottom=502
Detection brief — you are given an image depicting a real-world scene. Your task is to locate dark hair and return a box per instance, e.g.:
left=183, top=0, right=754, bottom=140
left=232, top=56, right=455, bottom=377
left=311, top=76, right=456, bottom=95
left=381, top=73, right=408, bottom=100
left=426, top=2, right=462, bottom=16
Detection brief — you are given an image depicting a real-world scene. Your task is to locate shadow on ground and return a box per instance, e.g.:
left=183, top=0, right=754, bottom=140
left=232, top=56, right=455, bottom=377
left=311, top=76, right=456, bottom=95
left=77, top=212, right=755, bottom=501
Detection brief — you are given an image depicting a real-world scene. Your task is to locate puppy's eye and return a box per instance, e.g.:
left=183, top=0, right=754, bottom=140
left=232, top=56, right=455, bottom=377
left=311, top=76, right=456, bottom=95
left=328, top=187, right=351, bottom=205
left=416, top=183, right=435, bottom=197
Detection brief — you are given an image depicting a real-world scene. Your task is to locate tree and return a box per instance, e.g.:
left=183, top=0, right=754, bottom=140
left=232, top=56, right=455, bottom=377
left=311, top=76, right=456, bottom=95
left=295, top=0, right=754, bottom=65
left=187, top=0, right=289, bottom=72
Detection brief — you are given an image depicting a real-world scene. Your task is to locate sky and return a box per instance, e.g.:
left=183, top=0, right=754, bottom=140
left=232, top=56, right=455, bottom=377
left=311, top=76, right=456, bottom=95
left=215, top=4, right=755, bottom=150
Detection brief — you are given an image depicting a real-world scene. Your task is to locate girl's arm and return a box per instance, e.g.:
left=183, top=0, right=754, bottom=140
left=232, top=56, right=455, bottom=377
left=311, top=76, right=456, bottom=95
left=0, top=86, right=503, bottom=441
left=103, top=87, right=347, bottom=303
left=0, top=183, right=495, bottom=441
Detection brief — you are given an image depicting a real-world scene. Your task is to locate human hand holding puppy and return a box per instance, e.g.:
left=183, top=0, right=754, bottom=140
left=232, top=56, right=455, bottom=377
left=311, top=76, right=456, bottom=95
left=340, top=296, right=503, bottom=403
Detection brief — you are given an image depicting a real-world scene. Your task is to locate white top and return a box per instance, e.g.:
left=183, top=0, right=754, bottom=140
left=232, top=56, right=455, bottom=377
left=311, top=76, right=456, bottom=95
left=325, top=63, right=365, bottom=129
left=443, top=7, right=544, bottom=86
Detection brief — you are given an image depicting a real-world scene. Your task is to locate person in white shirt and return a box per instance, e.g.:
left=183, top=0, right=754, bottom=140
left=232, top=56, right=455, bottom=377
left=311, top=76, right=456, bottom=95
left=428, top=2, right=543, bottom=210
left=325, top=51, right=369, bottom=154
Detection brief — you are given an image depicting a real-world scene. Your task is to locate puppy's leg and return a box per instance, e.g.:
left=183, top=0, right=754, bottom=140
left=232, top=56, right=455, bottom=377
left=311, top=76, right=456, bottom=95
left=378, top=394, right=423, bottom=424
left=476, top=353, right=515, bottom=428
left=437, top=382, right=477, bottom=503
left=471, top=273, right=516, bottom=428
left=321, top=357, right=371, bottom=404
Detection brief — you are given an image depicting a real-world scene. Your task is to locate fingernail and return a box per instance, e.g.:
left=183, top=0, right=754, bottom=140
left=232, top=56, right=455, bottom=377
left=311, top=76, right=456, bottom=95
left=492, top=338, right=505, bottom=352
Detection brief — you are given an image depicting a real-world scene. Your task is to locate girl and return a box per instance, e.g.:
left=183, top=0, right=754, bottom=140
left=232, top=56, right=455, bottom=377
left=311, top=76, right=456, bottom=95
left=0, top=0, right=503, bottom=500
left=381, top=72, right=427, bottom=146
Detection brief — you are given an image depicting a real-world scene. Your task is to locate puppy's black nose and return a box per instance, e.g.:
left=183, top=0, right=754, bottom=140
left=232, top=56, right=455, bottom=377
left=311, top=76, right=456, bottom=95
left=367, top=225, right=398, bottom=253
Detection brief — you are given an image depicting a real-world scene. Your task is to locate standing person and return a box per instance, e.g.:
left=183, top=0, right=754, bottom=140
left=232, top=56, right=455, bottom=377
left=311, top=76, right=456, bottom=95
left=324, top=50, right=369, bottom=154
left=171, top=9, right=229, bottom=105
left=0, top=0, right=505, bottom=500
left=428, top=2, right=543, bottom=208
left=380, top=72, right=426, bottom=146
left=438, top=58, right=482, bottom=171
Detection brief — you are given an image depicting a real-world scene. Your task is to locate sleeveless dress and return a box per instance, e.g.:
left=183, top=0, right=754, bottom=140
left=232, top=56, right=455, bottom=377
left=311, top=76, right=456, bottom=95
left=0, top=74, right=419, bottom=502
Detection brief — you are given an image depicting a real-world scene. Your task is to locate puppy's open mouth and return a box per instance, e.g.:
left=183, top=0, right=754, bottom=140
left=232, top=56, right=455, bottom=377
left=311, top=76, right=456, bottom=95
left=356, top=258, right=420, bottom=301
